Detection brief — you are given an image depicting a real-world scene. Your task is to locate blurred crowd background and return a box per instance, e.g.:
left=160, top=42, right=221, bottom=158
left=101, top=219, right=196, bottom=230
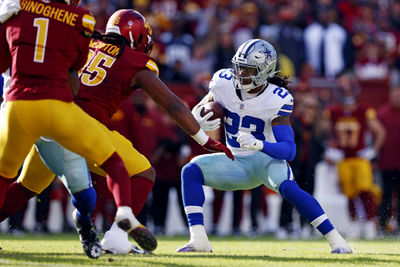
left=1, top=0, right=400, bottom=241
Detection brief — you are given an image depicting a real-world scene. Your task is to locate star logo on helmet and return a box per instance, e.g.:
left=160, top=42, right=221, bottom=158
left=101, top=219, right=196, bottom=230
left=260, top=43, right=272, bottom=58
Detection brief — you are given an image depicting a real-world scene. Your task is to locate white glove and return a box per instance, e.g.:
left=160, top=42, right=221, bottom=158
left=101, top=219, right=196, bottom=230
left=324, top=147, right=345, bottom=163
left=237, top=133, right=263, bottom=150
left=356, top=147, right=377, bottom=161
left=0, top=0, right=20, bottom=24
left=192, top=104, right=221, bottom=131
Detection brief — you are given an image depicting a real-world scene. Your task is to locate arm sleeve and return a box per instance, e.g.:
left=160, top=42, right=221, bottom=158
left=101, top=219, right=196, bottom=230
left=260, top=124, right=296, bottom=161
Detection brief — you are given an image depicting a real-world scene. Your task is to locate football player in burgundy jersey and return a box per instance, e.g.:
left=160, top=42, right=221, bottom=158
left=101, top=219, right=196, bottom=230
left=0, top=8, right=233, bottom=255
left=0, top=0, right=160, bottom=258
left=323, top=74, right=385, bottom=239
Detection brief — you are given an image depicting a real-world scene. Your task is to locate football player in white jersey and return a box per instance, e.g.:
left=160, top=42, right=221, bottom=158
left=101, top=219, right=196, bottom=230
left=177, top=39, right=352, bottom=254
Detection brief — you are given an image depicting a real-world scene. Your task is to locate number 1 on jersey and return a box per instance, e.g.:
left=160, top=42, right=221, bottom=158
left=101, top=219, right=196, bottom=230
left=33, top=18, right=49, bottom=63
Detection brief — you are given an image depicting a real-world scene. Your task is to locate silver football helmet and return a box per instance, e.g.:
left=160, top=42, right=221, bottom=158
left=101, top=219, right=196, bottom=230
left=231, top=39, right=277, bottom=92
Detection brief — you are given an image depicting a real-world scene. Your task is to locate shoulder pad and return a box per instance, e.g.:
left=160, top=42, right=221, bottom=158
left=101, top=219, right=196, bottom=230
left=145, top=59, right=159, bottom=76
left=81, top=12, right=96, bottom=33
left=209, top=68, right=233, bottom=92
left=271, top=86, right=294, bottom=116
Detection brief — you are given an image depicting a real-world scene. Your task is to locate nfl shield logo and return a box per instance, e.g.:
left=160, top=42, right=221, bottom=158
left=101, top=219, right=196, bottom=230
left=239, top=103, right=245, bottom=110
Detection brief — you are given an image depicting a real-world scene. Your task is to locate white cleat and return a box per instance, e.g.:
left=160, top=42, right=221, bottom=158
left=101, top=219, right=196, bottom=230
left=101, top=223, right=133, bottom=254
left=176, top=241, right=212, bottom=253
left=331, top=237, right=353, bottom=254
left=331, top=245, right=353, bottom=254
left=326, top=229, right=353, bottom=254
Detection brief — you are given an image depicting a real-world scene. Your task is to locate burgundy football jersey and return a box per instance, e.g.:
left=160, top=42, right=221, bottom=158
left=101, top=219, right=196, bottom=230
left=326, top=103, right=377, bottom=157
left=0, top=0, right=95, bottom=102
left=75, top=39, right=159, bottom=125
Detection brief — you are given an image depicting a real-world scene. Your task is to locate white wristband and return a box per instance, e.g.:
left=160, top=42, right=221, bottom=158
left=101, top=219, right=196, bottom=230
left=191, top=129, right=209, bottom=146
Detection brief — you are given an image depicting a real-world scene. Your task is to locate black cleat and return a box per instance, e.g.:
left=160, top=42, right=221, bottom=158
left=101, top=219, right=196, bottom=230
left=73, top=211, right=102, bottom=259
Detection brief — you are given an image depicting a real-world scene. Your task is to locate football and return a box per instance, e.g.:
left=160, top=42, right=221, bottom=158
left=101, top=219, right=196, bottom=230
left=200, top=101, right=225, bottom=120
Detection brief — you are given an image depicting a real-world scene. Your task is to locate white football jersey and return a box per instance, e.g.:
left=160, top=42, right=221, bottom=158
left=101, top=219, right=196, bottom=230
left=209, top=68, right=294, bottom=156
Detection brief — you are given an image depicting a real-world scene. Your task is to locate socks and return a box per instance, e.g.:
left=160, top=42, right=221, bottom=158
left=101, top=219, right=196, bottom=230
left=0, top=182, right=35, bottom=222
left=130, top=176, right=154, bottom=216
left=181, top=163, right=205, bottom=227
left=71, top=187, right=96, bottom=223
left=100, top=152, right=131, bottom=208
left=0, top=177, right=12, bottom=208
left=279, top=180, right=334, bottom=235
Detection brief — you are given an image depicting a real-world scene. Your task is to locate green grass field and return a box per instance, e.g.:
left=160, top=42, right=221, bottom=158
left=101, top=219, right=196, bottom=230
left=0, top=234, right=398, bottom=266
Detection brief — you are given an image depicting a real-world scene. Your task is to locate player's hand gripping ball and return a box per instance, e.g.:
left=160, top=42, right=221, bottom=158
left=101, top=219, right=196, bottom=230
left=192, top=101, right=225, bottom=131
left=200, top=101, right=225, bottom=121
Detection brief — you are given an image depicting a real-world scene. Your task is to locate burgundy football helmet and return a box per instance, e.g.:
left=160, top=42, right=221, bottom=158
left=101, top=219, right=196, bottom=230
left=106, top=9, right=153, bottom=55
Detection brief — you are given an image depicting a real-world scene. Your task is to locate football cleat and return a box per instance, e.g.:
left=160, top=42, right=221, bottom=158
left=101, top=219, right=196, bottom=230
left=104, top=244, right=150, bottom=255
left=130, top=244, right=150, bottom=255
left=73, top=210, right=102, bottom=259
left=331, top=247, right=353, bottom=254
left=176, top=241, right=212, bottom=253
left=115, top=206, right=157, bottom=252
left=101, top=223, right=133, bottom=254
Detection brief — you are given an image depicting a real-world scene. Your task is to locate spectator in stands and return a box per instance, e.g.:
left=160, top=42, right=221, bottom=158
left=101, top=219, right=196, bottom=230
left=213, top=29, right=235, bottom=72
left=184, top=41, right=213, bottom=81
left=304, top=6, right=353, bottom=77
left=211, top=189, right=243, bottom=236
left=150, top=115, right=187, bottom=235
left=276, top=6, right=306, bottom=77
left=354, top=39, right=390, bottom=80
left=232, top=2, right=262, bottom=49
left=377, top=86, right=400, bottom=235
left=159, top=17, right=194, bottom=69
left=389, top=0, right=400, bottom=31
left=248, top=186, right=264, bottom=237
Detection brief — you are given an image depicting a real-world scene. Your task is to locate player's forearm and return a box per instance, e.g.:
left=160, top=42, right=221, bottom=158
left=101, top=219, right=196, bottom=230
left=261, top=141, right=296, bottom=161
left=165, top=99, right=201, bottom=136
left=261, top=125, right=296, bottom=161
